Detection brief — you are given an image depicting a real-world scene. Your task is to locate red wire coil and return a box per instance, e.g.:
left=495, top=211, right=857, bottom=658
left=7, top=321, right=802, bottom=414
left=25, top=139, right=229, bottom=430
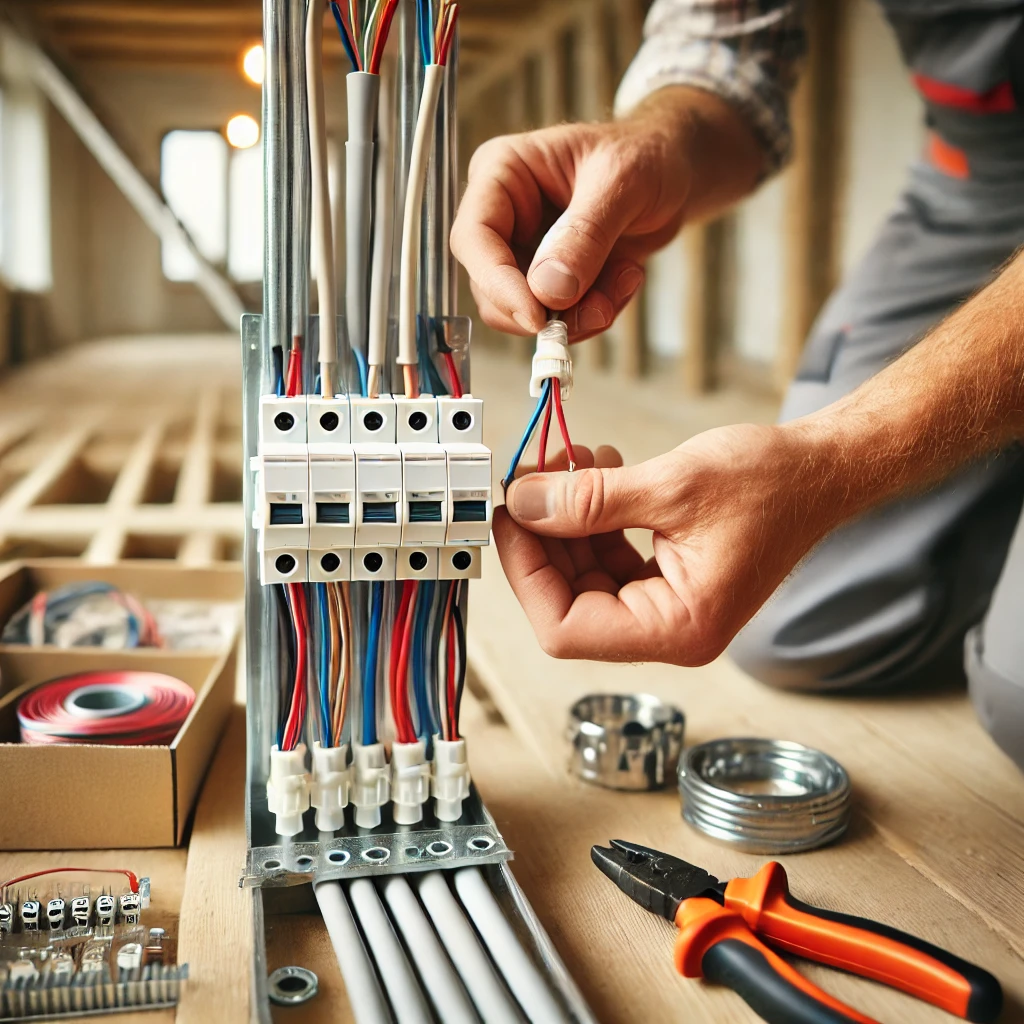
left=18, top=670, right=195, bottom=746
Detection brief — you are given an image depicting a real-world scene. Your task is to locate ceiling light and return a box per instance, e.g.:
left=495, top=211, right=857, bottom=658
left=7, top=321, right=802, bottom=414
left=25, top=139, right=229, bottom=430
left=226, top=114, right=260, bottom=149
left=242, top=43, right=264, bottom=85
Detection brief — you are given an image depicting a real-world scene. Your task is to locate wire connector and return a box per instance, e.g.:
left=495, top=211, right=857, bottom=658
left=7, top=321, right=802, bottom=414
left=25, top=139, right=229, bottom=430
left=432, top=736, right=471, bottom=822
left=267, top=743, right=311, bottom=837
left=391, top=739, right=431, bottom=825
left=351, top=741, right=391, bottom=829
left=310, top=741, right=351, bottom=832
left=529, top=320, right=572, bottom=401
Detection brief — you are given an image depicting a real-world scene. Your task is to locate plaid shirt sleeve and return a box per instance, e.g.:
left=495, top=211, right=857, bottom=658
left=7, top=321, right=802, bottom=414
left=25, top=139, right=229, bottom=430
left=614, top=0, right=806, bottom=175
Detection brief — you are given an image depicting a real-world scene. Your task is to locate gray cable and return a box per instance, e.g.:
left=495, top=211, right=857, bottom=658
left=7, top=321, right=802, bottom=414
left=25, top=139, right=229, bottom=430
left=453, top=869, right=570, bottom=1024
left=416, top=872, right=523, bottom=1024
left=346, top=71, right=380, bottom=371
left=349, top=877, right=431, bottom=1024
left=382, top=875, right=479, bottom=1024
left=368, top=69, right=396, bottom=385
left=314, top=881, right=392, bottom=1024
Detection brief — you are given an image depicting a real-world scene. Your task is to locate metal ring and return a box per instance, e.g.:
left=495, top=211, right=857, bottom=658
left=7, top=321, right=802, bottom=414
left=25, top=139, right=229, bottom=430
left=567, top=693, right=685, bottom=790
left=679, top=738, right=852, bottom=853
left=268, top=966, right=319, bottom=1006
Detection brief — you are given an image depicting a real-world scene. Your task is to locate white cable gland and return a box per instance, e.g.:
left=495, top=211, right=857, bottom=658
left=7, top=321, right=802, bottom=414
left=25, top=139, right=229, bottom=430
left=432, top=737, right=471, bottom=822
left=391, top=740, right=431, bottom=825
left=351, top=742, right=390, bottom=829
left=310, top=741, right=351, bottom=832
left=529, top=320, right=572, bottom=400
left=267, top=744, right=311, bottom=837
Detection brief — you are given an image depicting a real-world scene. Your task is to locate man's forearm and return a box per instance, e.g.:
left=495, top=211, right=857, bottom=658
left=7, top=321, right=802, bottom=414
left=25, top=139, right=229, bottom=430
left=627, top=86, right=766, bottom=224
left=792, top=250, right=1024, bottom=528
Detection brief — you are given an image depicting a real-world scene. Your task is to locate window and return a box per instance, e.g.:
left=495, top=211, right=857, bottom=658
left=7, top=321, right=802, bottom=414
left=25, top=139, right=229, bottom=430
left=160, top=129, right=263, bottom=283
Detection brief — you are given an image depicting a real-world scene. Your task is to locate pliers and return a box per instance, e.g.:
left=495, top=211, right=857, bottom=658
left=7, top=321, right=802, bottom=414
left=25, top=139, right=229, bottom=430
left=591, top=839, right=1003, bottom=1024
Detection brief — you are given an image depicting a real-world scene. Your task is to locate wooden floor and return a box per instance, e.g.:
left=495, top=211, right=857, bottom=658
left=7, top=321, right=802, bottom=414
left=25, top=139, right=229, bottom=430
left=2, top=336, right=1024, bottom=1024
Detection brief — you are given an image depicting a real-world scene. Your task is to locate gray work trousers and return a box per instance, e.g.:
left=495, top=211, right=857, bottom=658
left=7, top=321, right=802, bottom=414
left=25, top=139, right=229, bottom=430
left=730, top=163, right=1024, bottom=772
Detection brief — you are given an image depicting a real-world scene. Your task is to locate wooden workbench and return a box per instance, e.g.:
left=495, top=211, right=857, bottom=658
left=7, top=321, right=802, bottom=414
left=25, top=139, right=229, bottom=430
left=3, top=338, right=1024, bottom=1023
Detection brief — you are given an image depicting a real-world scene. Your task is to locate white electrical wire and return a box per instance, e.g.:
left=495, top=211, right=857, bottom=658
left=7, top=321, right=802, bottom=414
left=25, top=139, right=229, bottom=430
left=381, top=876, right=478, bottom=1024
left=416, top=872, right=523, bottom=1024
left=348, top=877, right=432, bottom=1024
left=397, top=62, right=445, bottom=389
left=367, top=67, right=395, bottom=396
left=306, top=0, right=336, bottom=395
left=453, top=869, right=570, bottom=1024
left=346, top=71, right=381, bottom=385
left=314, top=881, right=392, bottom=1024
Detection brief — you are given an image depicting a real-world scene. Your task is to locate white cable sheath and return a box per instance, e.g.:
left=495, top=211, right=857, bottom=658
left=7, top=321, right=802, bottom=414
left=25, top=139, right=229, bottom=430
left=348, top=877, right=431, bottom=1024
left=346, top=72, right=381, bottom=368
left=397, top=63, right=445, bottom=371
left=381, top=876, right=478, bottom=1024
left=306, top=0, right=336, bottom=386
left=453, top=869, right=570, bottom=1024
left=314, top=881, right=392, bottom=1024
left=416, top=872, right=523, bottom=1024
left=367, top=69, right=395, bottom=385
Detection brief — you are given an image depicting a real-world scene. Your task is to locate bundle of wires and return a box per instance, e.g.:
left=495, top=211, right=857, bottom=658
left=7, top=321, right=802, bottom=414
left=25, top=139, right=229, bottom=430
left=502, top=378, right=576, bottom=489
left=1, top=582, right=161, bottom=649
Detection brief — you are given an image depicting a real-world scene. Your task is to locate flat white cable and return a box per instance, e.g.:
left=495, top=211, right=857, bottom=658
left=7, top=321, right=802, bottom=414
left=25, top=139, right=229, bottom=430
left=453, top=869, right=570, bottom=1024
left=381, top=876, right=478, bottom=1024
left=416, top=872, right=524, bottom=1024
left=306, top=0, right=336, bottom=395
left=314, top=881, right=392, bottom=1024
left=397, top=63, right=445, bottom=395
left=347, top=71, right=381, bottom=387
left=348, top=877, right=432, bottom=1024
left=367, top=67, right=395, bottom=397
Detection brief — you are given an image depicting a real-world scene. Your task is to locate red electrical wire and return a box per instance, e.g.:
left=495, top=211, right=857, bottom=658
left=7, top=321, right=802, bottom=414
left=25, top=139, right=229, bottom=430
left=368, top=0, right=400, bottom=75
left=552, top=385, right=576, bottom=470
left=18, top=671, right=195, bottom=746
left=437, top=3, right=459, bottom=66
left=285, top=347, right=303, bottom=398
left=389, top=583, right=414, bottom=743
left=394, top=582, right=419, bottom=743
left=281, top=583, right=308, bottom=751
left=536, top=386, right=553, bottom=473
left=443, top=351, right=463, bottom=399
left=446, top=605, right=457, bottom=740
left=1, top=867, right=140, bottom=898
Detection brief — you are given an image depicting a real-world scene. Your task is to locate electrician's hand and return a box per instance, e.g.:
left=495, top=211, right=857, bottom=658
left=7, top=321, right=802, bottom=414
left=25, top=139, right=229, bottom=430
left=450, top=87, right=764, bottom=343
left=493, top=427, right=842, bottom=665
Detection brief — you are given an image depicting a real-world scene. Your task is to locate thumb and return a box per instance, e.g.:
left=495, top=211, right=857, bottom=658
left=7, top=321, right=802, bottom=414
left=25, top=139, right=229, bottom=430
left=505, top=461, right=671, bottom=537
left=526, top=158, right=639, bottom=310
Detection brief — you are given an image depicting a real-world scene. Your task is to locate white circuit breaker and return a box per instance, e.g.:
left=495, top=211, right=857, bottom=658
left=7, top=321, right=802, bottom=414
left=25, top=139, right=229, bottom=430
left=253, top=395, right=492, bottom=582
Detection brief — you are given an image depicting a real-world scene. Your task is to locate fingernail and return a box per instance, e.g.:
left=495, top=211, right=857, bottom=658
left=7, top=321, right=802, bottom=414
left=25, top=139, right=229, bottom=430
left=579, top=306, right=609, bottom=333
left=512, top=311, right=534, bottom=332
left=531, top=260, right=579, bottom=301
left=616, top=267, right=644, bottom=303
left=510, top=477, right=554, bottom=522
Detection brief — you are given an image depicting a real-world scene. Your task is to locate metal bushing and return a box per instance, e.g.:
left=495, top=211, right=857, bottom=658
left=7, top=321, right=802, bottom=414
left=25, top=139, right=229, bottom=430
left=679, top=738, right=852, bottom=853
left=568, top=693, right=685, bottom=790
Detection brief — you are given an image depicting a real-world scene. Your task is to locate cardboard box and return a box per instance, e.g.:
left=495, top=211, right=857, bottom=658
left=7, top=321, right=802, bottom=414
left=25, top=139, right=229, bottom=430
left=0, top=645, right=236, bottom=850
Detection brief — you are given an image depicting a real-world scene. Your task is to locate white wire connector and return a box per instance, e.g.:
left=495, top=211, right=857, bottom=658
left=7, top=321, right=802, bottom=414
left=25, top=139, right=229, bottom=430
left=267, top=743, right=311, bottom=837
left=310, top=741, right=351, bottom=832
left=529, top=319, right=572, bottom=400
left=351, top=741, right=391, bottom=829
left=391, top=739, right=431, bottom=825
left=432, top=736, right=471, bottom=822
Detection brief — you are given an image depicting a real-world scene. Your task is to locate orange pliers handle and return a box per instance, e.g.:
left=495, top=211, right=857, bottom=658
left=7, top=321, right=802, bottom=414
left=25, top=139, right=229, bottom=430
left=674, top=862, right=1002, bottom=1024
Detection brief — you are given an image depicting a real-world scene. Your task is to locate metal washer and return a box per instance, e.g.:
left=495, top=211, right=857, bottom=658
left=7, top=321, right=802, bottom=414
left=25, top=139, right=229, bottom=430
left=679, top=737, right=852, bottom=853
left=268, top=965, right=319, bottom=1006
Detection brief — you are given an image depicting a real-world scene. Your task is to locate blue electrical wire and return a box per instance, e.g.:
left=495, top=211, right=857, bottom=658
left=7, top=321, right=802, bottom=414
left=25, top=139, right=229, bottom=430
left=411, top=579, right=435, bottom=738
left=363, top=582, right=383, bottom=745
left=416, top=0, right=431, bottom=64
left=353, top=347, right=369, bottom=397
left=502, top=378, right=551, bottom=490
left=330, top=1, right=361, bottom=72
left=317, top=583, right=331, bottom=745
